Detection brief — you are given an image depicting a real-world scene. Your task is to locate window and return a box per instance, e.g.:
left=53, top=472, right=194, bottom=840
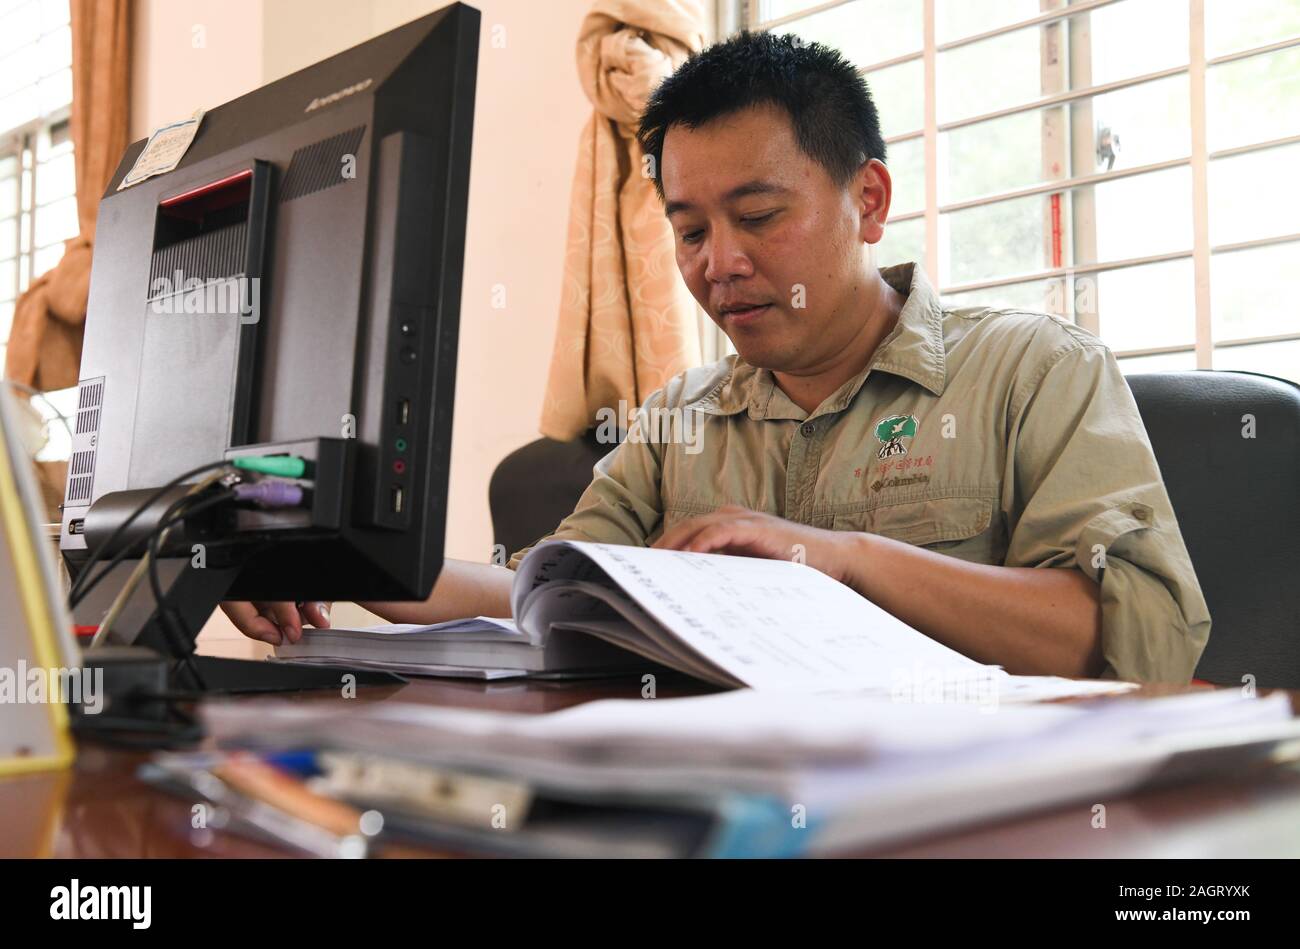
left=0, top=0, right=76, bottom=367
left=748, top=0, right=1300, bottom=382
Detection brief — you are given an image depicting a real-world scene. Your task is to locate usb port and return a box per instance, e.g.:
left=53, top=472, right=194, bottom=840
left=397, top=399, right=410, bottom=425
left=391, top=484, right=404, bottom=514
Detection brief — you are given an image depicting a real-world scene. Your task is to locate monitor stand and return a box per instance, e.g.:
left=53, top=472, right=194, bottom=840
left=71, top=550, right=406, bottom=744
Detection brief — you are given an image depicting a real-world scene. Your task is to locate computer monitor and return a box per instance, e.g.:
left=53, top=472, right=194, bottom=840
left=59, top=2, right=480, bottom=678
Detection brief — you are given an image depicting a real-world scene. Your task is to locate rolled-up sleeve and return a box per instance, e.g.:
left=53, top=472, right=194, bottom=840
left=505, top=390, right=667, bottom=571
left=1003, top=341, right=1211, bottom=682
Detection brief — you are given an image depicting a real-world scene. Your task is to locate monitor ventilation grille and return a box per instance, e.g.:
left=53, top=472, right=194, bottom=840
left=74, top=407, right=99, bottom=435
left=148, top=220, right=248, bottom=290
left=64, top=376, right=104, bottom=508
left=280, top=125, right=367, bottom=202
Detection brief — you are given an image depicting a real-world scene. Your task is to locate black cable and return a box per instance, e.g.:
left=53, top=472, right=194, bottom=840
left=67, top=459, right=232, bottom=606
left=163, top=607, right=207, bottom=692
left=145, top=489, right=239, bottom=691
left=69, top=522, right=172, bottom=610
left=79, top=488, right=235, bottom=681
left=143, top=488, right=238, bottom=605
left=71, top=489, right=240, bottom=750
left=69, top=477, right=238, bottom=610
left=68, top=462, right=229, bottom=603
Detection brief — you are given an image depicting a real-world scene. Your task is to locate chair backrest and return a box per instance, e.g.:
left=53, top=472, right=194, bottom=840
left=1125, top=371, right=1300, bottom=688
left=488, top=429, right=612, bottom=561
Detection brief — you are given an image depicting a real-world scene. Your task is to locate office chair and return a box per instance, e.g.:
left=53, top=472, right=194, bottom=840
left=1126, top=370, right=1300, bottom=688
left=489, top=428, right=613, bottom=560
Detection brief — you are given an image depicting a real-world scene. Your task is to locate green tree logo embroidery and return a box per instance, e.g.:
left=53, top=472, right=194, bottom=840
left=874, top=414, right=918, bottom=458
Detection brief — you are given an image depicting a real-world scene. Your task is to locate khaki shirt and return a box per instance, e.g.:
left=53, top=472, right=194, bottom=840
left=509, top=262, right=1211, bottom=683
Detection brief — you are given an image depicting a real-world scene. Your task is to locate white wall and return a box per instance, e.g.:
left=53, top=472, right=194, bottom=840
left=130, top=0, right=596, bottom=654
left=131, top=0, right=265, bottom=140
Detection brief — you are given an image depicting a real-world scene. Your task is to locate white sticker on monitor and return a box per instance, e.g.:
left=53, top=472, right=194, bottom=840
left=117, top=108, right=206, bottom=191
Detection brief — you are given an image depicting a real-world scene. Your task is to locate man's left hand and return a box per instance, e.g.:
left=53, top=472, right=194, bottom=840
left=651, top=504, right=860, bottom=585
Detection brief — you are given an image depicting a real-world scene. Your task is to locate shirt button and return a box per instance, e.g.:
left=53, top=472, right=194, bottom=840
left=800, top=422, right=816, bottom=437
left=1133, top=507, right=1149, bottom=521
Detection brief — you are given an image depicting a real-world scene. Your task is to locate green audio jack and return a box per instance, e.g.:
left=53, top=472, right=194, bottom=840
left=231, top=455, right=311, bottom=479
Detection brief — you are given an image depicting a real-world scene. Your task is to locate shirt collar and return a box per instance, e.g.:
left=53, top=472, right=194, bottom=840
left=689, top=261, right=948, bottom=420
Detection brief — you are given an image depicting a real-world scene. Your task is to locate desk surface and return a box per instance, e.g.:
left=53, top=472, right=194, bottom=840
left=5, top=673, right=1300, bottom=858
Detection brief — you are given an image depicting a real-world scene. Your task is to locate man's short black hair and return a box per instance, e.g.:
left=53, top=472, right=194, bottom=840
left=637, top=31, right=886, bottom=199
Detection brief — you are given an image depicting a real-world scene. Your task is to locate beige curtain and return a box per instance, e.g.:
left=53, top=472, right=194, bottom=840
left=539, top=0, right=706, bottom=440
left=4, top=0, right=131, bottom=392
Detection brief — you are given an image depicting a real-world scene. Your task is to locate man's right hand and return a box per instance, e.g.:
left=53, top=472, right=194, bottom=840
left=220, top=601, right=331, bottom=645
left=219, top=558, right=515, bottom=645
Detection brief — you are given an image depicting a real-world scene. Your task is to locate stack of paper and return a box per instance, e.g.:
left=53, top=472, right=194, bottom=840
left=200, top=686, right=1300, bottom=856
left=274, top=616, right=646, bottom=679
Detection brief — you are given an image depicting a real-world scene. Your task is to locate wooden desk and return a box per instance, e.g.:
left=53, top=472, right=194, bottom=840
left=4, top=673, right=1300, bottom=858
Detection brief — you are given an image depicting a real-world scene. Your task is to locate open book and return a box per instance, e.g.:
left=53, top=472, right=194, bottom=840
left=508, top=540, right=990, bottom=689
left=280, top=541, right=1132, bottom=696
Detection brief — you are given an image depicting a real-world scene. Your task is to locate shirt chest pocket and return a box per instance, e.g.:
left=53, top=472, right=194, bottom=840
left=831, top=495, right=1004, bottom=563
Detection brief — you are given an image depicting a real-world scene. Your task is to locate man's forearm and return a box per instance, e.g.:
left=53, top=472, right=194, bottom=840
left=841, top=532, right=1105, bottom=678
left=360, top=558, right=514, bottom=624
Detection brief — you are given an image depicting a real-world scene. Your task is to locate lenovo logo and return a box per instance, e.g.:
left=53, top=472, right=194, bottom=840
left=305, top=77, right=373, bottom=113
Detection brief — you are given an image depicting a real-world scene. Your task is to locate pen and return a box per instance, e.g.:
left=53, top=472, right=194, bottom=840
left=211, top=754, right=374, bottom=841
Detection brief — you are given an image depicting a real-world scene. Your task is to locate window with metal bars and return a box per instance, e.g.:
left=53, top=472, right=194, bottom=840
left=740, top=0, right=1300, bottom=381
left=0, top=0, right=76, bottom=367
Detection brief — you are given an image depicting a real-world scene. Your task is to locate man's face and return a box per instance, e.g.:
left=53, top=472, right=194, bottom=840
left=661, top=103, right=891, bottom=371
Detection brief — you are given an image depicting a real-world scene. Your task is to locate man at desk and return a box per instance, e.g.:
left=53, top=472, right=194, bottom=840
left=224, top=32, right=1210, bottom=683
